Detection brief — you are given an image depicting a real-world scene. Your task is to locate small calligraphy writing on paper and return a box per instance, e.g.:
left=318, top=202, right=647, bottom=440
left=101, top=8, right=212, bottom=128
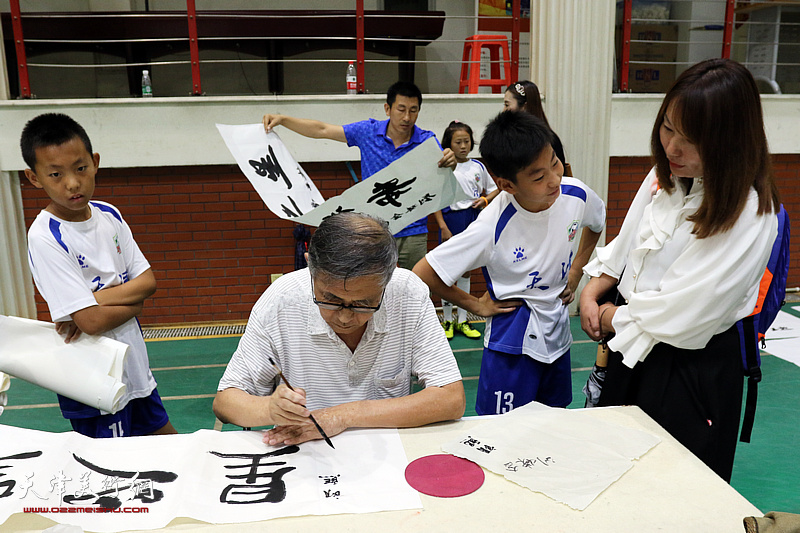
left=504, top=457, right=556, bottom=472
left=458, top=436, right=495, bottom=454
left=319, top=474, right=341, bottom=499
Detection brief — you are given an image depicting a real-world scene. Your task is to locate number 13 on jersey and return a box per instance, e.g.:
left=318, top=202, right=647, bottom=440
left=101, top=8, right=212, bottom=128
left=494, top=390, right=514, bottom=414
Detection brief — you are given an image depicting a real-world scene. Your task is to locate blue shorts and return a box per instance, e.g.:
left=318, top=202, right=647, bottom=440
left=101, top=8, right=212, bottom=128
left=440, top=207, right=479, bottom=242
left=475, top=348, right=572, bottom=415
left=69, top=389, right=170, bottom=438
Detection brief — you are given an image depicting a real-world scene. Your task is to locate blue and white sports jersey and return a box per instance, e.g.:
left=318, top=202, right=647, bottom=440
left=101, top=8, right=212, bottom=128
left=448, top=159, right=497, bottom=212
left=27, top=201, right=156, bottom=416
left=426, top=176, right=605, bottom=363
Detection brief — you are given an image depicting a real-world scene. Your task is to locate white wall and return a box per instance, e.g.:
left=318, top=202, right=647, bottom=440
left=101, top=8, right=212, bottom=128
left=1, top=94, right=799, bottom=173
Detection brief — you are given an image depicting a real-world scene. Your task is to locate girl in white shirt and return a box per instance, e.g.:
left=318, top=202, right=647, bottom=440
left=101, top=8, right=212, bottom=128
left=580, top=58, right=781, bottom=482
left=433, top=121, right=499, bottom=340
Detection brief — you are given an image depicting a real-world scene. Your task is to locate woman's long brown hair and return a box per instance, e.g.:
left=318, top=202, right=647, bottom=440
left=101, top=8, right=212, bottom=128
left=650, top=58, right=780, bottom=238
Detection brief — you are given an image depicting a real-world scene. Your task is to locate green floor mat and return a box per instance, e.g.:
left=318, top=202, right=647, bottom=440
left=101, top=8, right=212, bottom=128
left=731, top=353, right=800, bottom=513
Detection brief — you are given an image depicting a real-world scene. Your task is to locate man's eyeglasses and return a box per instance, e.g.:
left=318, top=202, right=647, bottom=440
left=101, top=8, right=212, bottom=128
left=311, top=278, right=385, bottom=314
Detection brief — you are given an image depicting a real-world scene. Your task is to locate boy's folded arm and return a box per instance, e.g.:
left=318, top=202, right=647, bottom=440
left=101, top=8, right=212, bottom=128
left=93, top=269, right=156, bottom=306
left=71, top=301, right=144, bottom=336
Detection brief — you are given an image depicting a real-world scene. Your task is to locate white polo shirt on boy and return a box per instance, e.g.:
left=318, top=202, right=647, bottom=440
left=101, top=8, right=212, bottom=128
left=27, top=200, right=156, bottom=416
left=426, top=176, right=605, bottom=363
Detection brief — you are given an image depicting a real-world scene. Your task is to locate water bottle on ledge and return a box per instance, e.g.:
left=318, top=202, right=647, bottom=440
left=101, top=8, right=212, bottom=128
left=346, top=61, right=357, bottom=95
left=141, top=70, right=152, bottom=97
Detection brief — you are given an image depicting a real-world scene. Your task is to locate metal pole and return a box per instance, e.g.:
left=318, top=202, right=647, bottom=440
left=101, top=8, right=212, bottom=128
left=620, top=0, right=632, bottom=92
left=186, top=0, right=203, bottom=95
left=356, top=0, right=365, bottom=93
left=9, top=0, right=31, bottom=98
left=512, top=0, right=520, bottom=83
left=722, top=0, right=735, bottom=59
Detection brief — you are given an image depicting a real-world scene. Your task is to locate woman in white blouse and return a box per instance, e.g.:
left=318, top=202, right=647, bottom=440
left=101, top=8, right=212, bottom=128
left=579, top=58, right=781, bottom=482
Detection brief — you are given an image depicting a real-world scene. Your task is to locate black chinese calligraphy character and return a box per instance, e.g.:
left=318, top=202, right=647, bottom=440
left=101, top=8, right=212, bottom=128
left=318, top=474, right=340, bottom=485
left=280, top=196, right=303, bottom=218
left=517, top=458, right=534, bottom=468
left=322, top=206, right=356, bottom=221
left=460, top=437, right=479, bottom=448
left=477, top=444, right=495, bottom=454
left=211, top=445, right=299, bottom=505
left=367, top=177, right=416, bottom=207
left=513, top=457, right=555, bottom=468
left=0, top=451, right=42, bottom=499
left=418, top=193, right=435, bottom=205
left=249, top=145, right=292, bottom=189
left=62, top=454, right=177, bottom=509
left=527, top=271, right=549, bottom=291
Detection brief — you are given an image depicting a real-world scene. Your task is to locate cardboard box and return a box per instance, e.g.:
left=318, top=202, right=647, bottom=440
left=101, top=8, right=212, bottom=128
left=629, top=24, right=678, bottom=62
left=627, top=64, right=676, bottom=93
left=616, top=23, right=678, bottom=92
left=617, top=23, right=678, bottom=61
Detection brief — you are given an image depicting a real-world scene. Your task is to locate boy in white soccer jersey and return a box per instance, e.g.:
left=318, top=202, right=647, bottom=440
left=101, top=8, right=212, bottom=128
left=414, top=111, right=605, bottom=414
left=22, top=113, right=176, bottom=437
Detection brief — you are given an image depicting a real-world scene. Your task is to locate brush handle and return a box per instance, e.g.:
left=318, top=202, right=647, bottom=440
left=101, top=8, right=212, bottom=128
left=276, top=369, right=335, bottom=449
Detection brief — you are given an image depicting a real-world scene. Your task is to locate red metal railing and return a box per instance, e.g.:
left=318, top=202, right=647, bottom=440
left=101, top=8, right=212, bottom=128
left=619, top=0, right=633, bottom=92
left=356, top=0, right=365, bottom=94
left=722, top=0, right=735, bottom=60
left=6, top=0, right=522, bottom=98
left=618, top=0, right=738, bottom=93
left=186, top=0, right=202, bottom=96
left=9, top=0, right=30, bottom=98
left=511, top=0, right=521, bottom=83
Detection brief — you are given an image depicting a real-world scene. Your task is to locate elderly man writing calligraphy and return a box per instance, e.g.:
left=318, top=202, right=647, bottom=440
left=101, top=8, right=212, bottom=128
left=213, top=212, right=465, bottom=446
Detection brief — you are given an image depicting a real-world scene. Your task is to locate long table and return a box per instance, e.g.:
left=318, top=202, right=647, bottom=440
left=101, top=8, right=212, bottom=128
left=4, top=406, right=760, bottom=532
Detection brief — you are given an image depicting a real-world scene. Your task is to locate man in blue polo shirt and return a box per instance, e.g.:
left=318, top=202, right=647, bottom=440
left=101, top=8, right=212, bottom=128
left=263, top=81, right=456, bottom=270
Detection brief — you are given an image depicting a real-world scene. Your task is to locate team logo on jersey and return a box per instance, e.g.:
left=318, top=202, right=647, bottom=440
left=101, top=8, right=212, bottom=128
left=113, top=234, right=121, bottom=254
left=512, top=246, right=527, bottom=263
left=567, top=220, right=580, bottom=242
left=76, top=254, right=88, bottom=269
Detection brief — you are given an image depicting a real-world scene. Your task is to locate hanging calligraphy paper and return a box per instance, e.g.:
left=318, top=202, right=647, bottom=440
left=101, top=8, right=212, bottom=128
left=291, top=137, right=464, bottom=234
left=441, top=402, right=660, bottom=510
left=216, top=124, right=468, bottom=234
left=0, top=425, right=421, bottom=532
left=216, top=124, right=325, bottom=219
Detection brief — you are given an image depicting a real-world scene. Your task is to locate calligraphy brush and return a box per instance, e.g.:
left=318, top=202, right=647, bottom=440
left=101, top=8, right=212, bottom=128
left=267, top=356, right=335, bottom=449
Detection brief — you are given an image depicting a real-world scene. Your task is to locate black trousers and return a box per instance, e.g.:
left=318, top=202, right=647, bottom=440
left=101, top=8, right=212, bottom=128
left=599, top=325, right=743, bottom=482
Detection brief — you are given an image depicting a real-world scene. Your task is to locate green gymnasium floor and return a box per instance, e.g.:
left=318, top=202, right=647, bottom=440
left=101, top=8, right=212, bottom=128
left=2, top=308, right=799, bottom=514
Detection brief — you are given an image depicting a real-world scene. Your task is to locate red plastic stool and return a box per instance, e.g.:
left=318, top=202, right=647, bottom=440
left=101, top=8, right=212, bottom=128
left=458, top=34, right=512, bottom=94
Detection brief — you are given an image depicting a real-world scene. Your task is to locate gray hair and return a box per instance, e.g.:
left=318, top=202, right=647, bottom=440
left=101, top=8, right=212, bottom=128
left=307, top=212, right=398, bottom=287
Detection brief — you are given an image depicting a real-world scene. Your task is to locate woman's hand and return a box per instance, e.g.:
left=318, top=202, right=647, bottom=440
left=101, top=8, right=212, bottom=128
left=580, top=294, right=603, bottom=341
